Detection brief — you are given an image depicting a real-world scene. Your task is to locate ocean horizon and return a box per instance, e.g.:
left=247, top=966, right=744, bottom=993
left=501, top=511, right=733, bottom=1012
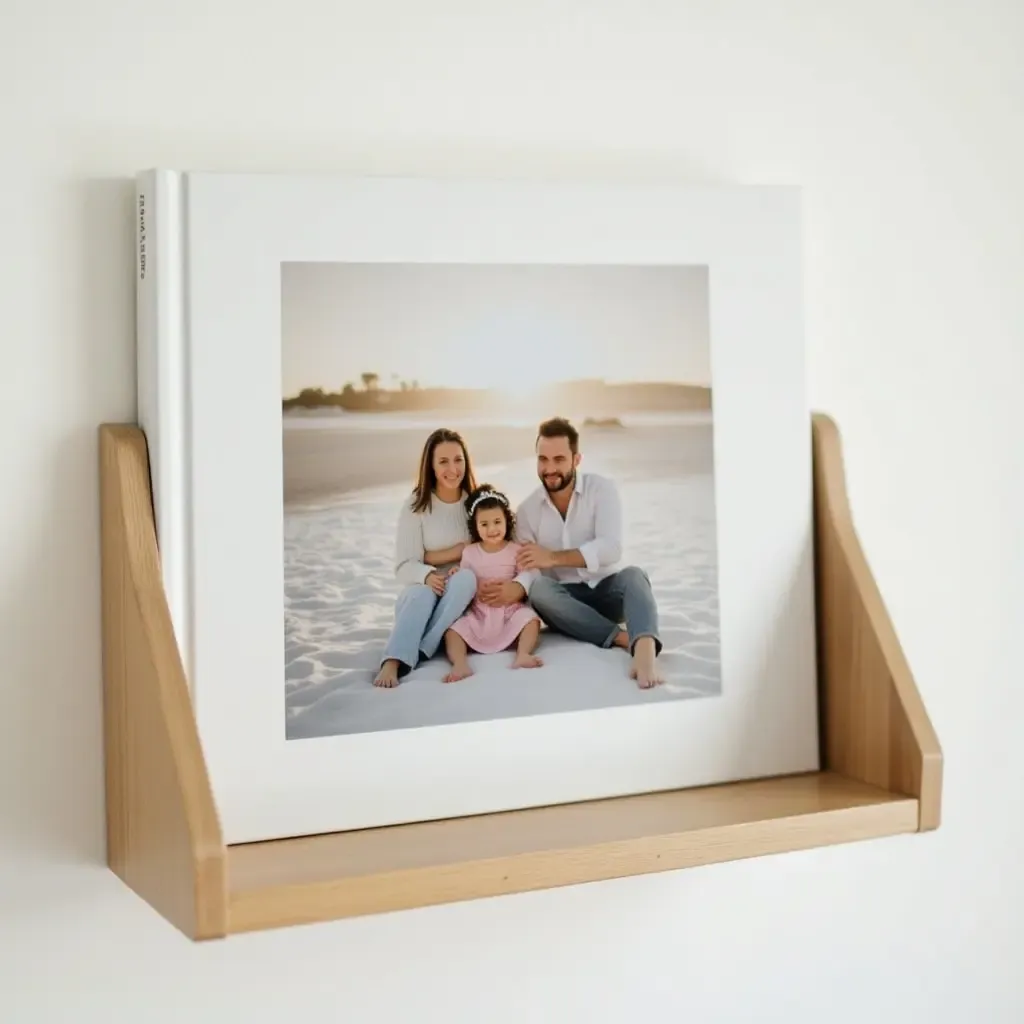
left=283, top=408, right=714, bottom=432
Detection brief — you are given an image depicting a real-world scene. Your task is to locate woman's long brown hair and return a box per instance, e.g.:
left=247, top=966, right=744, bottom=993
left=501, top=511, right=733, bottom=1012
left=410, top=428, right=478, bottom=513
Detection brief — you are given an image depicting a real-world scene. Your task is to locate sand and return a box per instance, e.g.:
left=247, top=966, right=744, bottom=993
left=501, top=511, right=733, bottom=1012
left=282, top=413, right=722, bottom=740
left=282, top=411, right=715, bottom=506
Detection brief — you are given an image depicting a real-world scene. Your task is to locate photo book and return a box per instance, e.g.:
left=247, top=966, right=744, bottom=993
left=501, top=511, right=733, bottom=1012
left=136, top=170, right=820, bottom=844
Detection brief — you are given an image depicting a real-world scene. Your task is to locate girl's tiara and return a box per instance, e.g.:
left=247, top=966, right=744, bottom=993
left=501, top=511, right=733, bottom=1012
left=469, top=489, right=509, bottom=516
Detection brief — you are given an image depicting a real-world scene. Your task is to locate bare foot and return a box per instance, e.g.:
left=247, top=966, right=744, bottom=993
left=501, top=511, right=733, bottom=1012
left=629, top=637, right=664, bottom=689
left=443, top=661, right=474, bottom=683
left=512, top=653, right=543, bottom=669
left=373, top=660, right=401, bottom=688
left=612, top=630, right=630, bottom=650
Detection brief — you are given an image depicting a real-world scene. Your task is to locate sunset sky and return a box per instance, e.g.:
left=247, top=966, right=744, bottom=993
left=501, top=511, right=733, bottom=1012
left=280, top=261, right=711, bottom=397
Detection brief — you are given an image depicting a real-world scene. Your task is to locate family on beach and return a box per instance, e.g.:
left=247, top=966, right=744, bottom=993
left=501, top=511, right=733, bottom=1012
left=373, top=416, right=665, bottom=690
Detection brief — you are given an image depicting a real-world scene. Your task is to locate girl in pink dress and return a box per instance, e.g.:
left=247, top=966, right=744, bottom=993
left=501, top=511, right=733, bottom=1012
left=442, top=484, right=543, bottom=683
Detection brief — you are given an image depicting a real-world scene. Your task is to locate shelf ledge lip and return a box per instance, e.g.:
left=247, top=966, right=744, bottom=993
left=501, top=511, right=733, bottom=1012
left=224, top=770, right=918, bottom=934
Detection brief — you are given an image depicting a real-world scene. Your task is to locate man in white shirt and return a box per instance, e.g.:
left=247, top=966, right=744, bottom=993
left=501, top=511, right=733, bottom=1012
left=477, top=416, right=664, bottom=688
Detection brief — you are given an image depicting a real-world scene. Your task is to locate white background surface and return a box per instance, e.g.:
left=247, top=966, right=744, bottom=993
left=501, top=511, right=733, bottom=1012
left=2, top=1, right=1021, bottom=1020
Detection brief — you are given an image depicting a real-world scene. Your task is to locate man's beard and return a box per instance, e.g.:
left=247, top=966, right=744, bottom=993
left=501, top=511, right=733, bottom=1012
left=542, top=469, right=574, bottom=494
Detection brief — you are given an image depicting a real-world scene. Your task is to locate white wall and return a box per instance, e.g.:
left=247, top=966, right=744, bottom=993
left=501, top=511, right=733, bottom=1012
left=2, top=1, right=1022, bottom=1019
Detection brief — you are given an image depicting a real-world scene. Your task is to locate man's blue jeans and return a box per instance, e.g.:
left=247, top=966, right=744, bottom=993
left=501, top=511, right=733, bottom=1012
left=380, top=568, right=477, bottom=676
left=526, top=565, right=662, bottom=655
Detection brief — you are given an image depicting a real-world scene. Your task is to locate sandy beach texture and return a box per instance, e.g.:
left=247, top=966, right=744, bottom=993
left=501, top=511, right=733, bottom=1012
left=282, top=412, right=721, bottom=739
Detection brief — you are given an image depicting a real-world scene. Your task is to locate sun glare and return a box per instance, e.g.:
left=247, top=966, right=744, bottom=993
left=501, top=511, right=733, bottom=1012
left=493, top=365, right=543, bottom=400
left=498, top=380, right=541, bottom=400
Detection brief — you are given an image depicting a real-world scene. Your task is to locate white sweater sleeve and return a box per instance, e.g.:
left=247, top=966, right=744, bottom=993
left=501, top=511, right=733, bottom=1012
left=394, top=499, right=431, bottom=586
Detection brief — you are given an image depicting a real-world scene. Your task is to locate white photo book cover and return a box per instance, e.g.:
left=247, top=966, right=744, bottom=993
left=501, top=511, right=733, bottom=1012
left=136, top=169, right=820, bottom=845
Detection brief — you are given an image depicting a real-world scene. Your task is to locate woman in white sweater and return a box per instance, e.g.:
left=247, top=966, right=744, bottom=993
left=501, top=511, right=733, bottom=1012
left=373, top=427, right=481, bottom=687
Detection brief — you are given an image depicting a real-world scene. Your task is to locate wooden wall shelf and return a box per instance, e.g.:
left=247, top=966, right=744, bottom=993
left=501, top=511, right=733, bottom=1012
left=98, top=413, right=942, bottom=940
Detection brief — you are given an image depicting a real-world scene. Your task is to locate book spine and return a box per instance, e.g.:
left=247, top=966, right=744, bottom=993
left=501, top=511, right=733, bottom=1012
left=135, top=169, right=192, bottom=690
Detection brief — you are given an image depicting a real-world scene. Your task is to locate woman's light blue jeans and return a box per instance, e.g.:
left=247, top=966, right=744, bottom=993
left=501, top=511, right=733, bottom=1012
left=380, top=568, right=477, bottom=676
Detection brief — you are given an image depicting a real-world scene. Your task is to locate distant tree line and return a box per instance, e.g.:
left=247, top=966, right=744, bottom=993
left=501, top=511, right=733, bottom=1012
left=282, top=373, right=712, bottom=414
left=283, top=372, right=422, bottom=410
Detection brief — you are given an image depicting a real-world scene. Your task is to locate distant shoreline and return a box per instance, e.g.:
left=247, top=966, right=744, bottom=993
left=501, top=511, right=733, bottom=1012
left=283, top=408, right=713, bottom=431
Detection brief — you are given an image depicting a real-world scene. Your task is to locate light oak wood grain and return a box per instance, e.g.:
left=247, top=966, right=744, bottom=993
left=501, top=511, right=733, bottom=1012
left=227, top=773, right=916, bottom=932
left=811, top=413, right=942, bottom=828
left=97, top=413, right=941, bottom=940
left=99, top=425, right=227, bottom=939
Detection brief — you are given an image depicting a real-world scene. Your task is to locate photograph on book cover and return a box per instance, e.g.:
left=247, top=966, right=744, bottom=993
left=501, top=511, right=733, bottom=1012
left=136, top=171, right=819, bottom=845
left=281, top=261, right=720, bottom=740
